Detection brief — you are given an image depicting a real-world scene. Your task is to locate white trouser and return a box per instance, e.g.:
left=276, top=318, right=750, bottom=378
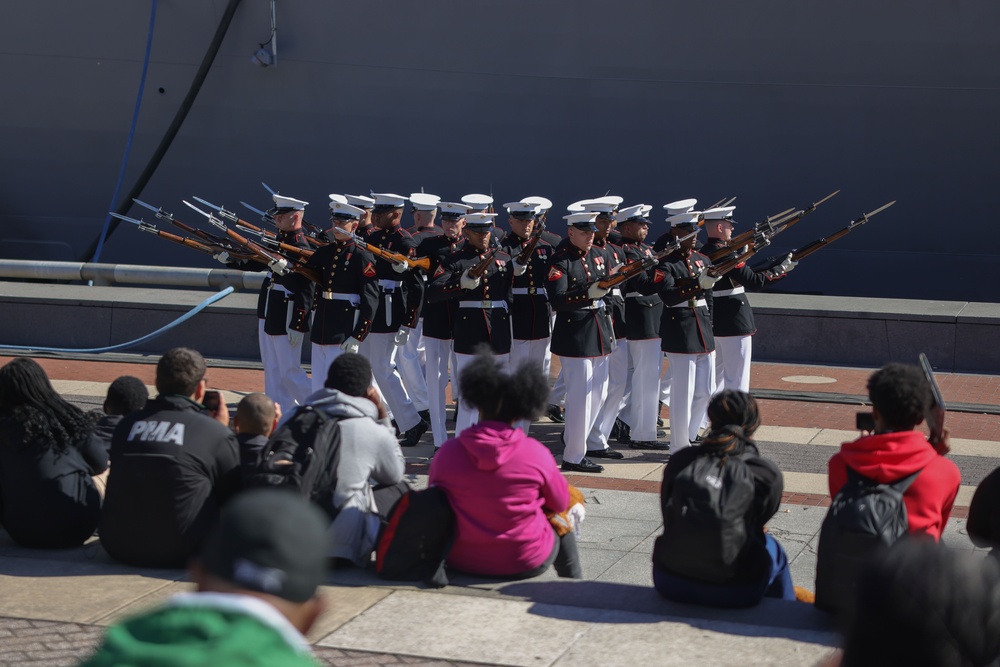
left=511, top=337, right=551, bottom=434
left=715, top=335, right=753, bottom=393
left=449, top=347, right=460, bottom=405
left=550, top=365, right=566, bottom=407
left=625, top=339, right=663, bottom=442
left=587, top=340, right=629, bottom=451
left=561, top=355, right=610, bottom=464
left=259, top=320, right=311, bottom=413
left=454, top=352, right=510, bottom=436
left=359, top=332, right=420, bottom=432
left=424, top=336, right=453, bottom=447
left=310, top=343, right=344, bottom=395
left=666, top=351, right=716, bottom=452
left=396, top=319, right=429, bottom=411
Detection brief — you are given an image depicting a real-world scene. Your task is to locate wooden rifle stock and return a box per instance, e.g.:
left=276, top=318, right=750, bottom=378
left=467, top=245, right=501, bottom=280
left=514, top=224, right=546, bottom=265
left=151, top=229, right=216, bottom=255
left=349, top=233, right=431, bottom=272
left=596, top=231, right=696, bottom=289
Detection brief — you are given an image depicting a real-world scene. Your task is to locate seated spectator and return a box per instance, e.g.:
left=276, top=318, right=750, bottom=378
left=92, top=375, right=149, bottom=454
left=82, top=489, right=328, bottom=666
left=303, top=353, right=407, bottom=566
left=233, top=392, right=281, bottom=486
left=828, top=363, right=961, bottom=541
left=0, top=357, right=108, bottom=548
left=969, top=465, right=1000, bottom=559
left=100, top=347, right=242, bottom=568
left=652, top=390, right=794, bottom=607
left=429, top=348, right=583, bottom=579
left=822, top=540, right=1000, bottom=667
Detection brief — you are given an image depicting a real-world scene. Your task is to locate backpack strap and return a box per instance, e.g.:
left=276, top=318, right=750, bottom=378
left=889, top=469, right=922, bottom=493
left=845, top=465, right=922, bottom=493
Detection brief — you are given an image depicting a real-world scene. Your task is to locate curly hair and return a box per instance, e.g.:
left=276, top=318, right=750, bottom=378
left=0, top=357, right=93, bottom=453
left=867, top=362, right=929, bottom=431
left=458, top=346, right=549, bottom=424
left=702, top=390, right=762, bottom=455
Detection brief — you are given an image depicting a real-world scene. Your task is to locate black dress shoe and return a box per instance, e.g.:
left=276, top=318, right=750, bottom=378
left=399, top=420, right=429, bottom=447
left=657, top=401, right=665, bottom=427
left=616, top=422, right=632, bottom=445
left=417, top=409, right=431, bottom=424
left=693, top=434, right=705, bottom=444
left=547, top=404, right=566, bottom=423
left=586, top=448, right=624, bottom=459
left=628, top=440, right=670, bottom=451
left=562, top=458, right=604, bottom=473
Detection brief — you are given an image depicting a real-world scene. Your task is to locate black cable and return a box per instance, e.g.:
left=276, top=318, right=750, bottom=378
left=82, top=0, right=245, bottom=262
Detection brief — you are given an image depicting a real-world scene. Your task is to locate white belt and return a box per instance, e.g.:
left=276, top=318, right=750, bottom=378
left=512, top=287, right=547, bottom=296
left=581, top=300, right=606, bottom=310
left=625, top=291, right=643, bottom=299
left=670, top=299, right=708, bottom=308
left=610, top=288, right=622, bottom=297
left=321, top=292, right=360, bottom=305
left=377, top=279, right=401, bottom=292
left=712, top=286, right=745, bottom=297
left=268, top=282, right=291, bottom=295
left=459, top=300, right=509, bottom=310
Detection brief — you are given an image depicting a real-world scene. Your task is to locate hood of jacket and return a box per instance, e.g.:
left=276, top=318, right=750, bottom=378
left=454, top=421, right=526, bottom=471
left=838, top=430, right=939, bottom=482
left=304, top=387, right=379, bottom=421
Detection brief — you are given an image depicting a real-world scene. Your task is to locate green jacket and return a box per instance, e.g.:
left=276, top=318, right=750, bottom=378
left=82, top=592, right=318, bottom=667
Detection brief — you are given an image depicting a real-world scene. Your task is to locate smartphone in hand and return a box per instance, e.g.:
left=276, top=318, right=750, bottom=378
left=203, top=390, right=222, bottom=414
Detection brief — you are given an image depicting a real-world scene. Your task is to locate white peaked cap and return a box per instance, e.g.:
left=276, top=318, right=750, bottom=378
left=521, top=196, right=553, bottom=212
left=439, top=201, right=472, bottom=217
left=329, top=201, right=364, bottom=218
left=668, top=211, right=702, bottom=226
left=345, top=194, right=375, bottom=209
left=616, top=204, right=652, bottom=223
left=702, top=206, right=736, bottom=220
left=272, top=194, right=308, bottom=210
left=328, top=194, right=348, bottom=204
left=370, top=193, right=409, bottom=208
left=504, top=200, right=540, bottom=215
left=465, top=212, right=498, bottom=228
left=663, top=198, right=698, bottom=215
left=409, top=193, right=441, bottom=210
left=461, top=193, right=494, bottom=208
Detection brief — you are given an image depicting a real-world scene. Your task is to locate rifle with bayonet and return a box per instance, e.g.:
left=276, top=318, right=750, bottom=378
left=132, top=198, right=241, bottom=251
left=753, top=201, right=896, bottom=271
left=597, top=229, right=700, bottom=290
left=195, top=195, right=325, bottom=248
left=259, top=182, right=326, bottom=240
left=111, top=213, right=254, bottom=260
left=707, top=190, right=839, bottom=262
left=237, top=225, right=316, bottom=261
left=345, top=231, right=432, bottom=272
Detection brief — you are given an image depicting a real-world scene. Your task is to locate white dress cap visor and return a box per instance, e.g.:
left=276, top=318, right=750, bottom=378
left=663, top=198, right=698, bottom=215
left=272, top=194, right=308, bottom=210
left=409, top=193, right=441, bottom=210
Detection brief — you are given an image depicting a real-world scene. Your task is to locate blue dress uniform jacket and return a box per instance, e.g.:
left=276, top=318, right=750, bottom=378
left=417, top=234, right=462, bottom=340
left=618, top=239, right=664, bottom=341
left=594, top=238, right=627, bottom=340
left=303, top=239, right=378, bottom=345
left=427, top=242, right=513, bottom=355
left=699, top=238, right=780, bottom=337
left=365, top=225, right=423, bottom=333
left=656, top=249, right=715, bottom=354
left=229, top=230, right=314, bottom=336
left=547, top=240, right=616, bottom=358
left=501, top=233, right=554, bottom=340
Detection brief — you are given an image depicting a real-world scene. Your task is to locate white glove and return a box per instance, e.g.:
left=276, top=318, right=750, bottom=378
left=568, top=503, right=586, bottom=535
left=779, top=254, right=798, bottom=274
left=268, top=258, right=290, bottom=276
left=340, top=337, right=362, bottom=354
left=391, top=259, right=409, bottom=274
left=460, top=268, right=481, bottom=290
left=213, top=251, right=230, bottom=265
left=394, top=327, right=410, bottom=346
left=587, top=283, right=610, bottom=299
left=286, top=329, right=303, bottom=349
left=697, top=270, right=720, bottom=290
left=512, top=259, right=528, bottom=276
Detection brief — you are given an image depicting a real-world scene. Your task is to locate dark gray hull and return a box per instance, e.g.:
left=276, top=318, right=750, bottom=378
left=4, top=1, right=999, bottom=301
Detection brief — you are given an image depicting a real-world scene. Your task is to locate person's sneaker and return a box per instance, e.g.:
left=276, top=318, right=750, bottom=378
left=586, top=448, right=624, bottom=460
left=417, top=409, right=431, bottom=424
left=561, top=458, right=604, bottom=473
left=399, top=420, right=429, bottom=447
left=547, top=404, right=566, bottom=423
left=628, top=440, right=670, bottom=451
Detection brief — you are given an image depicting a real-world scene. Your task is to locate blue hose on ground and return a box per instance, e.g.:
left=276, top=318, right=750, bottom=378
left=0, top=286, right=233, bottom=354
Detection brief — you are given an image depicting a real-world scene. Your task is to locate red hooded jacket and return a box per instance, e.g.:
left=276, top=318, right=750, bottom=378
left=828, top=430, right=961, bottom=541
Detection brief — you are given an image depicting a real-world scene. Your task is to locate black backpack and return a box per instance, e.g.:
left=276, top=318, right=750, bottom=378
left=658, top=451, right=757, bottom=583
left=246, top=405, right=342, bottom=519
left=375, top=486, right=455, bottom=588
left=815, top=467, right=921, bottom=616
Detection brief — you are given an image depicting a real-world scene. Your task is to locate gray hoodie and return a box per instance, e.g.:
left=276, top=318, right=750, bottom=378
left=304, top=387, right=406, bottom=564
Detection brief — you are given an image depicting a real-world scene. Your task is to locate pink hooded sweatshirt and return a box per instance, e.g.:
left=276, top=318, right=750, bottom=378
left=428, top=421, right=569, bottom=576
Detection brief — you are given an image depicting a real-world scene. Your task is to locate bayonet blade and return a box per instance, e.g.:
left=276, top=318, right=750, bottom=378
left=767, top=208, right=795, bottom=223
left=864, top=201, right=896, bottom=219
left=241, top=201, right=268, bottom=217
left=133, top=198, right=174, bottom=222
left=722, top=196, right=737, bottom=207
left=109, top=212, right=143, bottom=225
left=261, top=182, right=276, bottom=195
left=192, top=196, right=223, bottom=212
left=813, top=190, right=840, bottom=207
left=193, top=195, right=238, bottom=223
left=182, top=200, right=226, bottom=230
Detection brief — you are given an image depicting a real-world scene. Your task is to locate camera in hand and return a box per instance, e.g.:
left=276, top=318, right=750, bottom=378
left=855, top=411, right=875, bottom=432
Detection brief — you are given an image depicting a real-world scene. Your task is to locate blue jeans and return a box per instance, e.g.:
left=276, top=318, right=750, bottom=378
left=653, top=533, right=795, bottom=608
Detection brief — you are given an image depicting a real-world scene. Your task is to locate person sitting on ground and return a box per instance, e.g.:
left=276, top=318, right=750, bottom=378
left=828, top=362, right=961, bottom=541
left=91, top=375, right=149, bottom=454
left=0, top=357, right=109, bottom=549
left=652, top=390, right=794, bottom=607
left=233, top=392, right=281, bottom=487
left=818, top=540, right=1000, bottom=667
left=429, top=347, right=583, bottom=579
left=302, top=352, right=407, bottom=566
left=82, top=488, right=328, bottom=667
left=99, top=347, right=242, bottom=568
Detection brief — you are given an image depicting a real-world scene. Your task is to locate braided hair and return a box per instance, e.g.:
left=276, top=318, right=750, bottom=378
left=0, top=357, right=93, bottom=454
left=701, top=390, right=761, bottom=455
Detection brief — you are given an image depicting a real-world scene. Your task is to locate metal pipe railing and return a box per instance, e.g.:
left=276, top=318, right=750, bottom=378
left=0, top=259, right=265, bottom=290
